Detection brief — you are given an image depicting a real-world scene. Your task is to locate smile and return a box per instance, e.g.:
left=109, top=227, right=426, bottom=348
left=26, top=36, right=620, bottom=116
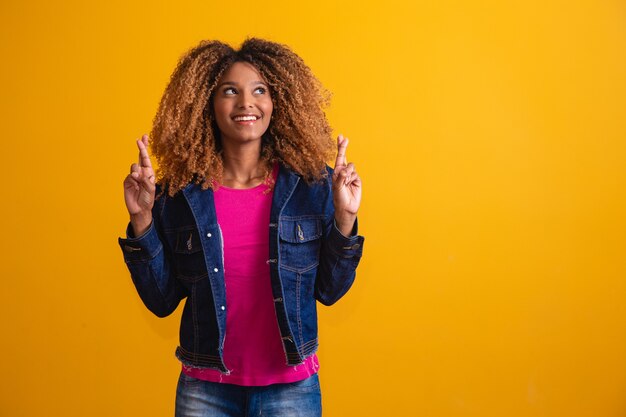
left=232, top=115, right=260, bottom=122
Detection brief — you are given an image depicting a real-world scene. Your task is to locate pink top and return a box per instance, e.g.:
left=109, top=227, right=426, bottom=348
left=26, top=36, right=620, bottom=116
left=182, top=163, right=319, bottom=385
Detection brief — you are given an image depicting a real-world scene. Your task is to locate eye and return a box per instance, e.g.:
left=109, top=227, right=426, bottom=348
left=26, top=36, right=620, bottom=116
left=253, top=86, right=267, bottom=95
left=223, top=87, right=236, bottom=95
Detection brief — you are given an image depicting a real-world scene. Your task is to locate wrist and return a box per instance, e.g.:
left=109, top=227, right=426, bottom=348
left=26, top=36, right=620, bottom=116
left=334, top=214, right=357, bottom=237
left=130, top=212, right=152, bottom=237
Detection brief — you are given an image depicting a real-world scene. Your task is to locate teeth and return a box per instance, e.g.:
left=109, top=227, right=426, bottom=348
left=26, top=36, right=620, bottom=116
left=233, top=115, right=258, bottom=121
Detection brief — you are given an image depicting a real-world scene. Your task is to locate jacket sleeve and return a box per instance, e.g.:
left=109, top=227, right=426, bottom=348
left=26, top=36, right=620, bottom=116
left=314, top=168, right=365, bottom=306
left=117, top=189, right=185, bottom=317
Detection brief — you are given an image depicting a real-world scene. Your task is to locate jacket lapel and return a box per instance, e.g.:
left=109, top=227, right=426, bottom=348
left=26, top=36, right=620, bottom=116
left=182, top=183, right=217, bottom=227
left=271, top=165, right=300, bottom=222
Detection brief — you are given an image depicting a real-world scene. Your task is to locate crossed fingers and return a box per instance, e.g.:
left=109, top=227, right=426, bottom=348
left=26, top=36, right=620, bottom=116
left=334, top=134, right=348, bottom=169
left=333, top=134, right=359, bottom=187
left=130, top=134, right=155, bottom=184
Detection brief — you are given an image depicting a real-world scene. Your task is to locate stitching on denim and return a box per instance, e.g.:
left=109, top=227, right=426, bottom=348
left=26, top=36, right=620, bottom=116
left=274, top=172, right=301, bottom=367
left=192, top=284, right=199, bottom=358
left=279, top=261, right=319, bottom=274
left=292, top=341, right=318, bottom=361
left=297, top=339, right=318, bottom=354
left=124, top=243, right=164, bottom=264
left=176, top=346, right=229, bottom=372
left=176, top=345, right=221, bottom=360
left=315, top=255, right=342, bottom=305
left=328, top=243, right=360, bottom=259
left=279, top=218, right=323, bottom=242
left=287, top=340, right=317, bottom=358
left=286, top=340, right=317, bottom=362
left=217, top=223, right=226, bottom=353
left=176, top=271, right=209, bottom=282
left=279, top=215, right=325, bottom=220
left=181, top=191, right=225, bottom=360
left=296, top=272, right=303, bottom=348
left=173, top=230, right=203, bottom=255
left=162, top=224, right=197, bottom=233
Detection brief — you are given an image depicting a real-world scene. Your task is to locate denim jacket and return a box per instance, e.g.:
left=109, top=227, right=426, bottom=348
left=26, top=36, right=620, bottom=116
left=118, top=164, right=365, bottom=373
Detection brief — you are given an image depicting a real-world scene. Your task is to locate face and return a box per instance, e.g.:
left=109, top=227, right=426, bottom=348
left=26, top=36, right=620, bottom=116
left=212, top=61, right=273, bottom=146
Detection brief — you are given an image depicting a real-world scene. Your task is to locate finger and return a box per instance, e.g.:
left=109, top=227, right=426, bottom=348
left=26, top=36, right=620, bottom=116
left=348, top=171, right=362, bottom=188
left=342, top=163, right=355, bottom=185
left=333, top=163, right=348, bottom=184
left=139, top=169, right=157, bottom=191
left=139, top=158, right=155, bottom=181
left=332, top=164, right=342, bottom=182
left=337, top=168, right=350, bottom=187
left=344, top=162, right=355, bottom=177
left=130, top=163, right=142, bottom=179
left=124, top=174, right=141, bottom=190
left=125, top=173, right=139, bottom=184
left=141, top=134, right=150, bottom=164
left=334, top=134, right=348, bottom=169
left=137, top=136, right=153, bottom=169
left=332, top=168, right=343, bottom=189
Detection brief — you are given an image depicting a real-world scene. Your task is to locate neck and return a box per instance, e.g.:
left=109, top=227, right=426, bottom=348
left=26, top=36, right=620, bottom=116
left=221, top=140, right=270, bottom=188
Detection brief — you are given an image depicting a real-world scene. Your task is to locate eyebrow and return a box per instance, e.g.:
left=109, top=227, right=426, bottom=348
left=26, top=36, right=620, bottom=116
left=217, top=80, right=268, bottom=87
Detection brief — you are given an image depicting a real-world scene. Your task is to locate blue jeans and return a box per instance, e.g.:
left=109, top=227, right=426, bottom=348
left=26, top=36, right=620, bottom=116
left=175, top=372, right=322, bottom=417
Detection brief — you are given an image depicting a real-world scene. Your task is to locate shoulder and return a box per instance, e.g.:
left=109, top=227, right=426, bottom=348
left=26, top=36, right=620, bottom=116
left=279, top=163, right=333, bottom=206
left=153, top=181, right=194, bottom=212
left=278, top=163, right=333, bottom=184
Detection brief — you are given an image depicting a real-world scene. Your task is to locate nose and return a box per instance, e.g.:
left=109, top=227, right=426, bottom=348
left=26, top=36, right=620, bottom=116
left=236, top=90, right=254, bottom=108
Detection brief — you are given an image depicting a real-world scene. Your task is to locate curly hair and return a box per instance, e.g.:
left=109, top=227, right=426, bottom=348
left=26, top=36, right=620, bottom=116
left=149, top=38, right=335, bottom=197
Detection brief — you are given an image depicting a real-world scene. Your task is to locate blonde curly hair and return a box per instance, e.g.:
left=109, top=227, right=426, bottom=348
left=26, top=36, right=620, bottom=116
left=149, top=38, right=335, bottom=197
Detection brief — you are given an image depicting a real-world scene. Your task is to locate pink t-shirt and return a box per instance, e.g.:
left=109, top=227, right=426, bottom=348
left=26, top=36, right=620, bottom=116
left=182, top=163, right=319, bottom=385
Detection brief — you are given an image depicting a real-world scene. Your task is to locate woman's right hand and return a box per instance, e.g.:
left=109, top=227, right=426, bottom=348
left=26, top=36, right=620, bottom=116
left=123, top=134, right=156, bottom=237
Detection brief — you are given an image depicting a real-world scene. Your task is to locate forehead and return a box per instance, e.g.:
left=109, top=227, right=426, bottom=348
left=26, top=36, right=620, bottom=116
left=219, top=61, right=266, bottom=84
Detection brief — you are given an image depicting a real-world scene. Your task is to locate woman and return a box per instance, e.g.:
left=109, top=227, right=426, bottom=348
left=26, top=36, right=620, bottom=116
left=119, top=38, right=364, bottom=417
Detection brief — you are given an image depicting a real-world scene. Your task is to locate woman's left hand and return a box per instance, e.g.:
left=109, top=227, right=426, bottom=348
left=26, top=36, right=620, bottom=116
left=332, top=134, right=362, bottom=236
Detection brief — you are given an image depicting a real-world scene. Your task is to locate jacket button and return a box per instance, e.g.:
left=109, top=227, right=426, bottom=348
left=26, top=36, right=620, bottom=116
left=207, top=232, right=212, bottom=238
left=351, top=243, right=361, bottom=250
left=213, top=268, right=219, bottom=272
left=220, top=306, right=225, bottom=311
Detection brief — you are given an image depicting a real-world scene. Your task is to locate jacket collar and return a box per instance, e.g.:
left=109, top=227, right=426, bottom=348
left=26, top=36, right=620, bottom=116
left=180, top=164, right=301, bottom=226
left=181, top=181, right=217, bottom=227
left=271, top=165, right=300, bottom=223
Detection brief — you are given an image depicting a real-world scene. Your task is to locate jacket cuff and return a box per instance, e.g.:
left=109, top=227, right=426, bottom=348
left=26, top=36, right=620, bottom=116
left=329, top=218, right=364, bottom=258
left=118, top=220, right=162, bottom=262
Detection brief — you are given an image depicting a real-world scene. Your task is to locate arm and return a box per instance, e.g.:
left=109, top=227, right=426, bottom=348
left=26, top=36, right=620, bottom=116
left=119, top=135, right=184, bottom=317
left=314, top=212, right=365, bottom=306
left=118, top=197, right=185, bottom=317
left=315, top=134, right=365, bottom=305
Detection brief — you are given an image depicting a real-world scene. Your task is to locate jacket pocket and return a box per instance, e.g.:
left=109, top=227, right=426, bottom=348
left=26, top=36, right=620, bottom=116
left=279, top=217, right=323, bottom=271
left=169, top=227, right=208, bottom=282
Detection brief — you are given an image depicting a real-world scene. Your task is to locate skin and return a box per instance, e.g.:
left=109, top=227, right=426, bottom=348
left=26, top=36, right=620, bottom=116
left=212, top=62, right=274, bottom=189
left=123, top=62, right=361, bottom=237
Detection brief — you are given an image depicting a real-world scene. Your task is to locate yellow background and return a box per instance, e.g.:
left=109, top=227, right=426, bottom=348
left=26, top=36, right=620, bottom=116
left=1, top=0, right=625, bottom=416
